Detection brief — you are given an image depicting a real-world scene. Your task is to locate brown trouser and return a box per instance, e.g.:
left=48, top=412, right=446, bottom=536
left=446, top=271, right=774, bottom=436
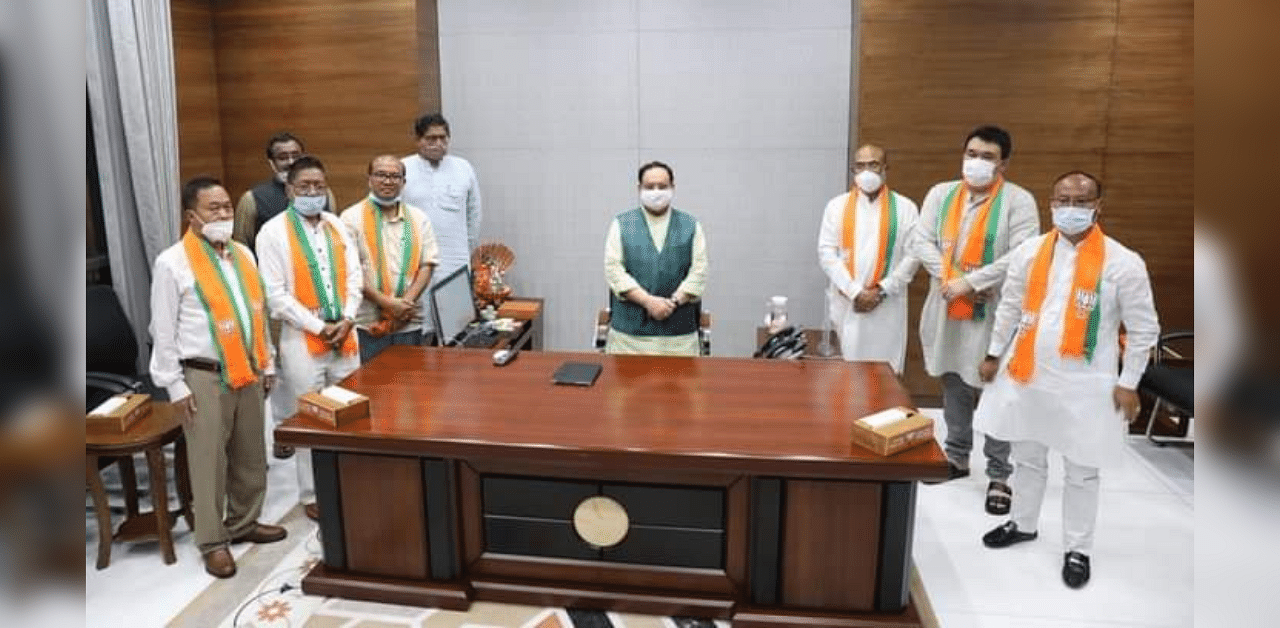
left=183, top=367, right=268, bottom=553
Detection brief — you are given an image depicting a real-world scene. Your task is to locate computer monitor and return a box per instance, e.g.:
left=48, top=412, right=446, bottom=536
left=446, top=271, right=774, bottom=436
left=428, top=266, right=477, bottom=346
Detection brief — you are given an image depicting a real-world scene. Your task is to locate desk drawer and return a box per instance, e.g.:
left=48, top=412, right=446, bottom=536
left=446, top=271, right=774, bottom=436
left=602, top=483, right=724, bottom=530
left=482, top=476, right=597, bottom=519
left=603, top=525, right=724, bottom=569
left=484, top=515, right=598, bottom=560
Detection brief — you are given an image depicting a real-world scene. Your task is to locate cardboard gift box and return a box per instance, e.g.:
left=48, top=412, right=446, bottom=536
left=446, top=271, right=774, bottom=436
left=87, top=393, right=152, bottom=435
left=297, top=386, right=370, bottom=428
left=850, top=406, right=935, bottom=456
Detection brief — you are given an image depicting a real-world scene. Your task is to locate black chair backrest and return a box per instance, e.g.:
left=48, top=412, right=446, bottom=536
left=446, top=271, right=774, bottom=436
left=86, top=284, right=139, bottom=377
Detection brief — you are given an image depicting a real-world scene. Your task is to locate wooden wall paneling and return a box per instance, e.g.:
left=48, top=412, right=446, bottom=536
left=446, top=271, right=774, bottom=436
left=211, top=0, right=420, bottom=210
left=171, top=0, right=225, bottom=183
left=338, top=453, right=430, bottom=579
left=416, top=0, right=441, bottom=114
left=779, top=479, right=882, bottom=611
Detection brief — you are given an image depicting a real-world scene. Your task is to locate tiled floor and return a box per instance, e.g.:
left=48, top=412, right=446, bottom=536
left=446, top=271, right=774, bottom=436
left=84, top=410, right=1193, bottom=628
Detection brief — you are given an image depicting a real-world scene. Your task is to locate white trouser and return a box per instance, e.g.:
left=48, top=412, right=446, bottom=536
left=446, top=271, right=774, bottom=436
left=1010, top=439, right=1100, bottom=553
left=277, top=325, right=360, bottom=505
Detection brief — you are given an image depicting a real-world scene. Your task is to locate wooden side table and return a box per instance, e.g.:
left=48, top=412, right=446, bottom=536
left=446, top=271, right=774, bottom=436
left=86, top=402, right=193, bottom=569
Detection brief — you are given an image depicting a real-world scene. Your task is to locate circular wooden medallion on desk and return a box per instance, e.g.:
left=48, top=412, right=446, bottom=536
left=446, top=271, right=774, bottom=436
left=572, top=496, right=629, bottom=548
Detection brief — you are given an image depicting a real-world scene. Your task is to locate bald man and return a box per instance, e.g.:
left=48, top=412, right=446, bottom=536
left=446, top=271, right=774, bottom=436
left=818, top=145, right=920, bottom=372
left=974, top=171, right=1159, bottom=588
left=341, top=155, right=440, bottom=363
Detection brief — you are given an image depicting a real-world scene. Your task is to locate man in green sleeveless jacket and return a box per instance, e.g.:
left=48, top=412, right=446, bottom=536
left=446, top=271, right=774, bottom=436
left=603, top=161, right=708, bottom=356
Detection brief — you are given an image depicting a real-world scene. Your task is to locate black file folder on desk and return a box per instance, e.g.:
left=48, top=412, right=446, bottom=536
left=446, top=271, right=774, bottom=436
left=552, top=362, right=602, bottom=387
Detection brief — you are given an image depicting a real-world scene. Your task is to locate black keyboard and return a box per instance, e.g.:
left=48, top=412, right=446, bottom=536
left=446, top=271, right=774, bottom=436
left=461, top=328, right=500, bottom=348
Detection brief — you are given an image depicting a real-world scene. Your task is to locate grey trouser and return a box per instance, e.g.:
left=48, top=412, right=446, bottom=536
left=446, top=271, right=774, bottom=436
left=942, top=371, right=1012, bottom=480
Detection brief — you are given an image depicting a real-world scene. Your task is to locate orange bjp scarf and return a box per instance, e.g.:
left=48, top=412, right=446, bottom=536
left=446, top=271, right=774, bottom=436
left=841, top=187, right=898, bottom=288
left=362, top=199, right=422, bottom=337
left=1007, top=227, right=1106, bottom=383
left=182, top=229, right=271, bottom=389
left=285, top=210, right=358, bottom=357
left=939, top=178, right=1005, bottom=320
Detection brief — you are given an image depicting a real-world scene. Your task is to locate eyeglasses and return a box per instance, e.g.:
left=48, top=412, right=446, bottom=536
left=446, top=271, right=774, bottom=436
left=370, top=172, right=405, bottom=182
left=291, top=184, right=328, bottom=195
left=1050, top=197, right=1099, bottom=207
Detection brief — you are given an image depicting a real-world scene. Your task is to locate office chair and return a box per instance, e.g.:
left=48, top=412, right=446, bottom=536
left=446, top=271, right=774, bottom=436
left=593, top=302, right=712, bottom=356
left=87, top=284, right=162, bottom=412
left=1139, top=330, right=1193, bottom=446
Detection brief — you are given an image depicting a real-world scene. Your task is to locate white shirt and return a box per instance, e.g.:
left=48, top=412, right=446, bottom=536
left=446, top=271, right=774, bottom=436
left=974, top=231, right=1160, bottom=468
left=340, top=199, right=440, bottom=332
left=817, top=188, right=920, bottom=371
left=400, top=153, right=481, bottom=278
left=149, top=239, right=275, bottom=402
left=256, top=210, right=363, bottom=336
left=909, top=178, right=1040, bottom=386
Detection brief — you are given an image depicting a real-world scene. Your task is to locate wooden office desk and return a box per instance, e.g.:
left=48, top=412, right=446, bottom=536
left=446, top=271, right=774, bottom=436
left=277, top=347, right=946, bottom=627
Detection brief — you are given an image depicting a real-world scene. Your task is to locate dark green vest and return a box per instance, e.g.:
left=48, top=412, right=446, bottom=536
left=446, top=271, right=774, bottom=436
left=610, top=207, right=699, bottom=337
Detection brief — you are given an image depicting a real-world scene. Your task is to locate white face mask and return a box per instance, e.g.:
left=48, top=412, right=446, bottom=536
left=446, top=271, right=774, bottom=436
left=201, top=219, right=234, bottom=244
left=962, top=157, right=997, bottom=187
left=854, top=170, right=883, bottom=194
left=1052, top=206, right=1096, bottom=235
left=292, top=194, right=327, bottom=217
left=371, top=193, right=401, bottom=207
left=640, top=188, right=673, bottom=211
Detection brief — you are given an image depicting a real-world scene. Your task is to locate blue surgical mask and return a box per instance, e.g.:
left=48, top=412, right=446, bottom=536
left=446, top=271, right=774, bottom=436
left=1052, top=206, right=1096, bottom=235
left=292, top=195, right=326, bottom=217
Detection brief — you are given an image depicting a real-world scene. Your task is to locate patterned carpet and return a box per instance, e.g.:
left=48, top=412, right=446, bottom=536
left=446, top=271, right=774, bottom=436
left=169, top=506, right=930, bottom=628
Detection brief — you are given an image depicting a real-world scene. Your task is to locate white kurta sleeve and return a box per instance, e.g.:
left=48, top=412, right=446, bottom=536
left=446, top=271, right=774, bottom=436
left=604, top=218, right=641, bottom=296
left=966, top=188, right=1041, bottom=292
left=466, top=167, right=482, bottom=252
left=675, top=222, right=708, bottom=299
left=335, top=217, right=363, bottom=321
left=817, top=196, right=857, bottom=299
left=257, top=223, right=327, bottom=335
left=987, top=239, right=1036, bottom=358
left=1116, top=253, right=1161, bottom=389
left=879, top=196, right=921, bottom=297
left=148, top=254, right=190, bottom=402
left=908, top=185, right=947, bottom=279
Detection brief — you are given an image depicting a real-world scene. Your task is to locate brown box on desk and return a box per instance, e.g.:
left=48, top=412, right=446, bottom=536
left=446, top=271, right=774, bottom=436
left=87, top=393, right=152, bottom=435
left=298, top=390, right=370, bottom=428
left=850, top=407, right=935, bottom=456
left=497, top=299, right=540, bottom=320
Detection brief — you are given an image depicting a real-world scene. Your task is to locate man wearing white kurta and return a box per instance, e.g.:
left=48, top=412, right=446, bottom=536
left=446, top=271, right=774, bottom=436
left=818, top=144, right=920, bottom=372
left=605, top=161, right=708, bottom=356
left=400, top=113, right=481, bottom=342
left=256, top=156, right=363, bottom=521
left=910, top=126, right=1040, bottom=515
left=975, top=172, right=1159, bottom=589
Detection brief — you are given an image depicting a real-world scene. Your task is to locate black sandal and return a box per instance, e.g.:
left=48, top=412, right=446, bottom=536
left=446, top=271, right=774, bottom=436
left=985, top=480, right=1012, bottom=515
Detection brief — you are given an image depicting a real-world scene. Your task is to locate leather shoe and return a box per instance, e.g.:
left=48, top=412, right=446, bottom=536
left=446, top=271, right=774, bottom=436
left=1063, top=551, right=1091, bottom=588
left=231, top=523, right=287, bottom=544
left=304, top=503, right=320, bottom=521
left=203, top=547, right=236, bottom=578
left=982, top=521, right=1038, bottom=548
left=923, top=462, right=970, bottom=485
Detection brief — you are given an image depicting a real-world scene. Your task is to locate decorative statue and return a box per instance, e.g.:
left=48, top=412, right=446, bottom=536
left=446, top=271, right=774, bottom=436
left=471, top=241, right=514, bottom=309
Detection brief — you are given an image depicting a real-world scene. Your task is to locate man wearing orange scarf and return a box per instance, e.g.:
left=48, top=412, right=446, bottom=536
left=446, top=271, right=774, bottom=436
left=257, top=156, right=363, bottom=521
left=818, top=144, right=920, bottom=372
left=341, top=155, right=439, bottom=363
left=974, top=172, right=1158, bottom=588
left=149, top=177, right=287, bottom=578
left=910, top=126, right=1040, bottom=515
